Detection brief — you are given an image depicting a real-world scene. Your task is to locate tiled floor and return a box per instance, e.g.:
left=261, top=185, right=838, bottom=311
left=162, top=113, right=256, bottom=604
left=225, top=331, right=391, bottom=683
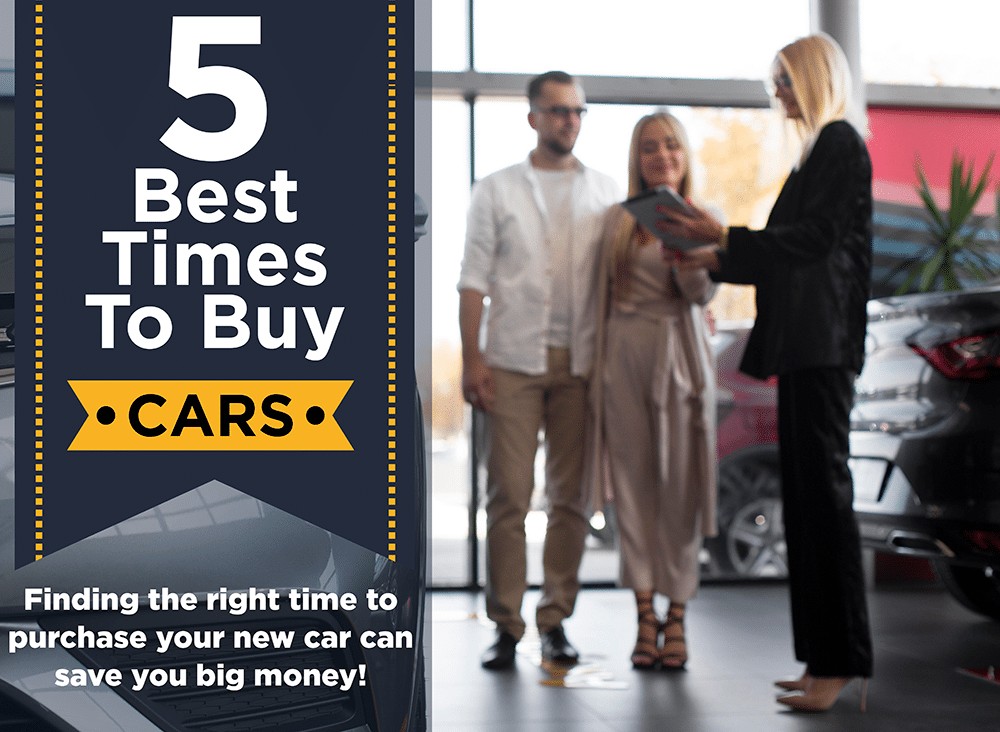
left=428, top=580, right=1000, bottom=730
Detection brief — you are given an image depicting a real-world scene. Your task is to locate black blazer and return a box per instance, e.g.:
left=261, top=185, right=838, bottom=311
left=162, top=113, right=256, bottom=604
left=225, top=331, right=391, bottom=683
left=713, top=120, right=872, bottom=380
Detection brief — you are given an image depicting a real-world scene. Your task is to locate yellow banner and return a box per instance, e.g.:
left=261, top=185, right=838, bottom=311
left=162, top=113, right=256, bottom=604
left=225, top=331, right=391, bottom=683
left=68, top=380, right=353, bottom=451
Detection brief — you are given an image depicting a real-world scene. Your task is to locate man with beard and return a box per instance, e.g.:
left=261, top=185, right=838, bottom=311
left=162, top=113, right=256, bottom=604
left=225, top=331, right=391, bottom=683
left=458, top=71, right=620, bottom=670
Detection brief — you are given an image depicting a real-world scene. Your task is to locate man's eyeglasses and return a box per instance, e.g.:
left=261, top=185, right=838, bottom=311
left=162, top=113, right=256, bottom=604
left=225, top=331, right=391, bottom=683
left=535, top=105, right=588, bottom=119
left=771, top=73, right=793, bottom=90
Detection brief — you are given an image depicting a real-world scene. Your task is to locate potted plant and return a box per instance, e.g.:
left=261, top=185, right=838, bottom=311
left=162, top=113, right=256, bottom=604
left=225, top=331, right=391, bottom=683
left=895, top=151, right=997, bottom=294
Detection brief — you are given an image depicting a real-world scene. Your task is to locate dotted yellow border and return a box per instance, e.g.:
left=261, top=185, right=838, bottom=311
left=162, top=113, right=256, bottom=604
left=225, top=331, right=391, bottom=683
left=387, top=3, right=398, bottom=562
left=27, top=6, right=403, bottom=562
left=27, top=7, right=401, bottom=562
left=33, top=3, right=45, bottom=561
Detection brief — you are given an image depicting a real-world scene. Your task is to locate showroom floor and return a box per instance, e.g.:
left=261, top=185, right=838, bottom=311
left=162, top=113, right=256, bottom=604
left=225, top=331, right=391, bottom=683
left=428, top=578, right=1000, bottom=731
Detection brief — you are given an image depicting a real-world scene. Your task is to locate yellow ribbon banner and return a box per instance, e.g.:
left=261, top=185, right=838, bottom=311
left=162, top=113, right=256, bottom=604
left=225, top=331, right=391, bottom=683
left=68, top=381, right=353, bottom=451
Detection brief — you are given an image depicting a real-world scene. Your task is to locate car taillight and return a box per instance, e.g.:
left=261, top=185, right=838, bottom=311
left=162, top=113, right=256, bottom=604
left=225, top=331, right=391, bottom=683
left=963, top=528, right=1000, bottom=554
left=910, top=331, right=1000, bottom=380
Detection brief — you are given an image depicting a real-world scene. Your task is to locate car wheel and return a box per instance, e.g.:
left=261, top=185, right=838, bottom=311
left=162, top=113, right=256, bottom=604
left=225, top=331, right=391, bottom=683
left=935, top=562, right=1000, bottom=621
left=706, top=451, right=787, bottom=579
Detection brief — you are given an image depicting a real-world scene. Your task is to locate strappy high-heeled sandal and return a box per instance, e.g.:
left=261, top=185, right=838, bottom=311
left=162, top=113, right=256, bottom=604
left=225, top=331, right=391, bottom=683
left=659, top=603, right=687, bottom=670
left=631, top=592, right=660, bottom=670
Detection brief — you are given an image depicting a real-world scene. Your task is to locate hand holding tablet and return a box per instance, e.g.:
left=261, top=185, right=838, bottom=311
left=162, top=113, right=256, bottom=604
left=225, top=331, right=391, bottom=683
left=624, top=186, right=728, bottom=257
left=621, top=185, right=702, bottom=251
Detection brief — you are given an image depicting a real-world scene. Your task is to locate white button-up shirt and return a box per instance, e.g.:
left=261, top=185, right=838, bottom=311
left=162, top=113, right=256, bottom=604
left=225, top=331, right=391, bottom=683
left=458, top=156, right=621, bottom=377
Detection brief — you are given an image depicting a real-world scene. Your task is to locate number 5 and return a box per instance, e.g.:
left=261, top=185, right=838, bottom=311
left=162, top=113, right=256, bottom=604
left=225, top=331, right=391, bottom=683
left=160, top=16, right=267, bottom=162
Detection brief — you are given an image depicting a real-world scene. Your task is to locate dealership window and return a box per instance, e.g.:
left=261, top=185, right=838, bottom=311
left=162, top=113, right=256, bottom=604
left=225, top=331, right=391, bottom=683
left=420, top=0, right=1000, bottom=589
left=472, top=0, right=809, bottom=79
left=429, top=97, right=786, bottom=587
left=861, top=0, right=1000, bottom=88
left=429, top=0, right=467, bottom=72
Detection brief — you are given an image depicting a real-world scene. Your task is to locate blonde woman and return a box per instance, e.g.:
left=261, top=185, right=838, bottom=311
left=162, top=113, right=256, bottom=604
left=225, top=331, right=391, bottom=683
left=665, top=34, right=873, bottom=711
left=588, top=111, right=716, bottom=671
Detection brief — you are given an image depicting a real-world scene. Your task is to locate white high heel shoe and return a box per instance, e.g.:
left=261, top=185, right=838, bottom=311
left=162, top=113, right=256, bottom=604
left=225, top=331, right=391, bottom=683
left=777, top=676, right=868, bottom=713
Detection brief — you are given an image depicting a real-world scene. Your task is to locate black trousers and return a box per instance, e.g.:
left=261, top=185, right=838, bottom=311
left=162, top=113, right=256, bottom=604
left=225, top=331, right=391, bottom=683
left=778, top=367, right=873, bottom=677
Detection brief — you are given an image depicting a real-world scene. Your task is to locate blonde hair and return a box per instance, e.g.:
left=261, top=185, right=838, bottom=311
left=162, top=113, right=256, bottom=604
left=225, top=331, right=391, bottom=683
left=777, top=33, right=864, bottom=159
left=612, top=112, right=693, bottom=298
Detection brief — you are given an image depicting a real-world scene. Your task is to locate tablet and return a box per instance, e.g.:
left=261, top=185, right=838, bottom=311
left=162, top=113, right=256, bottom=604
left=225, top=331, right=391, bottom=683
left=621, top=185, right=701, bottom=251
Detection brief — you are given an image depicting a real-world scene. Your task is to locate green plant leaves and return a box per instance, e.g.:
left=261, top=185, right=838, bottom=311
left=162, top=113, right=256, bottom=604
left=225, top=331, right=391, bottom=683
left=898, top=151, right=998, bottom=294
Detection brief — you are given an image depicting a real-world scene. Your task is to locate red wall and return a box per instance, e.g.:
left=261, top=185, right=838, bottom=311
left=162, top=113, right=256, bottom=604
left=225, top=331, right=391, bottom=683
left=867, top=106, right=1000, bottom=210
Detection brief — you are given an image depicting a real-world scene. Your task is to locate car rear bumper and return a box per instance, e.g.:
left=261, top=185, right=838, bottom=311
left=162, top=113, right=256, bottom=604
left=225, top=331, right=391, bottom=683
left=852, top=429, right=1000, bottom=568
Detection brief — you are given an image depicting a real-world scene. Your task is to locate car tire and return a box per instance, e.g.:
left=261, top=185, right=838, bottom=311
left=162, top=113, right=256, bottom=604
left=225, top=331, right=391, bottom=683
left=935, top=562, right=1000, bottom=621
left=705, top=450, right=787, bottom=579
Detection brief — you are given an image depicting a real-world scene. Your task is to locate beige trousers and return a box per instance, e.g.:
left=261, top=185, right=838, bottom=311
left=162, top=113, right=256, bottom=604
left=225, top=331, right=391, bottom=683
left=484, top=348, right=589, bottom=639
left=602, top=310, right=704, bottom=601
